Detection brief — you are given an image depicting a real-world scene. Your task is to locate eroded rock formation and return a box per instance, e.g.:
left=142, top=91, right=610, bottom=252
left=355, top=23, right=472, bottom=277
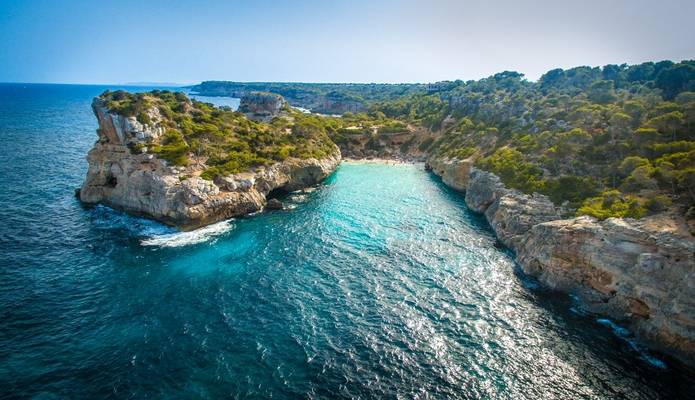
left=79, top=98, right=340, bottom=230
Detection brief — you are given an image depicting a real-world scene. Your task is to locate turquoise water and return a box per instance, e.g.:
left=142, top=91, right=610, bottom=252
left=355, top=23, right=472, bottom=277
left=0, top=83, right=692, bottom=399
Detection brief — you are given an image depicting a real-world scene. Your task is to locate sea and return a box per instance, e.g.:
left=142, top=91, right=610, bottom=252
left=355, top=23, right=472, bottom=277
left=0, top=83, right=692, bottom=399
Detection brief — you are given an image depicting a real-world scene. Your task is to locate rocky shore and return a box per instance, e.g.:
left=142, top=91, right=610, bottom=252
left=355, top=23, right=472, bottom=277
left=427, top=156, right=695, bottom=368
left=79, top=98, right=340, bottom=230
left=78, top=90, right=694, bottom=368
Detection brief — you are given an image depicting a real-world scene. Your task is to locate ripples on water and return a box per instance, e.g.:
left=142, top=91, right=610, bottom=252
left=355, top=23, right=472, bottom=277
left=0, top=84, right=693, bottom=399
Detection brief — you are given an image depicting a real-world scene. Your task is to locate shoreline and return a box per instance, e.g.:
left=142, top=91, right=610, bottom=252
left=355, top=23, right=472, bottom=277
left=426, top=157, right=695, bottom=370
left=342, top=157, right=422, bottom=165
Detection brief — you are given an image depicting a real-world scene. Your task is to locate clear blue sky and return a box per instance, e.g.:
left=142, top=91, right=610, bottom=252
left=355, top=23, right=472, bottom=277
left=1, top=0, right=693, bottom=84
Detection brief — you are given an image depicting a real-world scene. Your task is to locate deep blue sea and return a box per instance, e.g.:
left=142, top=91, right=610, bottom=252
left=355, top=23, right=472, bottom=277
left=0, top=83, right=692, bottom=399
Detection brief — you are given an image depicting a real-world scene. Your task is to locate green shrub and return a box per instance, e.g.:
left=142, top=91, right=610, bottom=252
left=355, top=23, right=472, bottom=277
left=154, top=130, right=190, bottom=166
left=377, top=122, right=408, bottom=134
left=645, top=195, right=672, bottom=212
left=544, top=176, right=599, bottom=206
left=577, top=190, right=648, bottom=219
left=477, top=148, right=544, bottom=193
left=618, top=156, right=651, bottom=177
left=448, top=146, right=476, bottom=159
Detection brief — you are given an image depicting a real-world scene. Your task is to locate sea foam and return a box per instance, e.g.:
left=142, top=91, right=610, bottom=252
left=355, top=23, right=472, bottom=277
left=140, top=220, right=234, bottom=248
left=597, top=318, right=667, bottom=369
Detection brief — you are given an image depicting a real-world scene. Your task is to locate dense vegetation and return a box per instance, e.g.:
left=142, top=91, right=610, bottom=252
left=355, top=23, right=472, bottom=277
left=100, top=90, right=407, bottom=180
left=370, top=60, right=695, bottom=220
left=100, top=90, right=338, bottom=180
left=109, top=59, right=695, bottom=222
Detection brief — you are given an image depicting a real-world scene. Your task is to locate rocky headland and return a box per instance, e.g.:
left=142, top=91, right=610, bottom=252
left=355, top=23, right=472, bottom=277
left=427, top=156, right=695, bottom=368
left=79, top=92, right=340, bottom=230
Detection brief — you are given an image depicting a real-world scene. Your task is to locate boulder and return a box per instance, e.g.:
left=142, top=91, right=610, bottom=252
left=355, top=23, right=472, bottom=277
left=266, top=198, right=283, bottom=210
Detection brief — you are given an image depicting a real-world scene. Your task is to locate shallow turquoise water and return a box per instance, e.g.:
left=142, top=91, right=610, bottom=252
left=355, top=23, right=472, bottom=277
left=0, top=83, right=692, bottom=399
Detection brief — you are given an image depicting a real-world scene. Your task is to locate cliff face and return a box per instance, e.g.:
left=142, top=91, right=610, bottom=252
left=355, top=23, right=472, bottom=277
left=337, top=129, right=435, bottom=162
left=519, top=216, right=695, bottom=365
left=424, top=157, right=472, bottom=191
left=427, top=156, right=695, bottom=367
left=80, top=99, right=340, bottom=230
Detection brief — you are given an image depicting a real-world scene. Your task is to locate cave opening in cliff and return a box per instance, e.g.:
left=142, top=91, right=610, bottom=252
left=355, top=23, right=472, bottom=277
left=266, top=187, right=290, bottom=200
left=106, top=174, right=117, bottom=188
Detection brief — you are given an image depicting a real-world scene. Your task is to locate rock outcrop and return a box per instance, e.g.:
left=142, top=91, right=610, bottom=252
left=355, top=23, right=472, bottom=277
left=425, top=157, right=472, bottom=192
left=485, top=192, right=560, bottom=252
left=265, top=198, right=284, bottom=210
left=426, top=156, right=695, bottom=368
left=519, top=216, right=695, bottom=366
left=238, top=92, right=287, bottom=121
left=80, top=98, right=340, bottom=230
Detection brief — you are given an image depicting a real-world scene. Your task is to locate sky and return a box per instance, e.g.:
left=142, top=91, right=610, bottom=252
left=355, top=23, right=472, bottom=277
left=0, top=0, right=693, bottom=84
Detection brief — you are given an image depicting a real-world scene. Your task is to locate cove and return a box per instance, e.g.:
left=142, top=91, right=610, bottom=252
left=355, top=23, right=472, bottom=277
left=0, top=84, right=693, bottom=398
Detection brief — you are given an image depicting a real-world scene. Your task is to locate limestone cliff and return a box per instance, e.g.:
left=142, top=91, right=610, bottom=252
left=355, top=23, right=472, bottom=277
left=426, top=156, right=695, bottom=367
left=518, top=215, right=695, bottom=366
left=79, top=98, right=340, bottom=230
left=423, top=157, right=472, bottom=191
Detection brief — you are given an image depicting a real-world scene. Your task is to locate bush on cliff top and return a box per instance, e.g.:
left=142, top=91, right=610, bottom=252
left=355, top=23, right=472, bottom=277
left=99, top=90, right=338, bottom=179
left=577, top=190, right=649, bottom=219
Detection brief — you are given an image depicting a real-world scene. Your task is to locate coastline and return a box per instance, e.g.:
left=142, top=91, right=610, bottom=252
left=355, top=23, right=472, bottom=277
left=426, top=156, right=695, bottom=369
left=342, top=157, right=421, bottom=165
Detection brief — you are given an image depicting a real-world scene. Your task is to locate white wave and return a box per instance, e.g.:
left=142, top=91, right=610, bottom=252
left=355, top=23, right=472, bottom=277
left=93, top=205, right=175, bottom=236
left=597, top=318, right=667, bottom=369
left=140, top=220, right=234, bottom=248
left=289, top=194, right=308, bottom=202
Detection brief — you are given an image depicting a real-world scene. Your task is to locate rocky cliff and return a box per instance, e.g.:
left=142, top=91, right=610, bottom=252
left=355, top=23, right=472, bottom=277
left=426, top=157, right=473, bottom=192
left=79, top=98, right=340, bottom=230
left=337, top=129, right=435, bottom=162
left=427, top=156, right=695, bottom=368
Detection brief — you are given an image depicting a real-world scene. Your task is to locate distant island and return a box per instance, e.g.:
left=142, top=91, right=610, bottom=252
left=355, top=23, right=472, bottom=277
left=80, top=60, right=695, bottom=368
